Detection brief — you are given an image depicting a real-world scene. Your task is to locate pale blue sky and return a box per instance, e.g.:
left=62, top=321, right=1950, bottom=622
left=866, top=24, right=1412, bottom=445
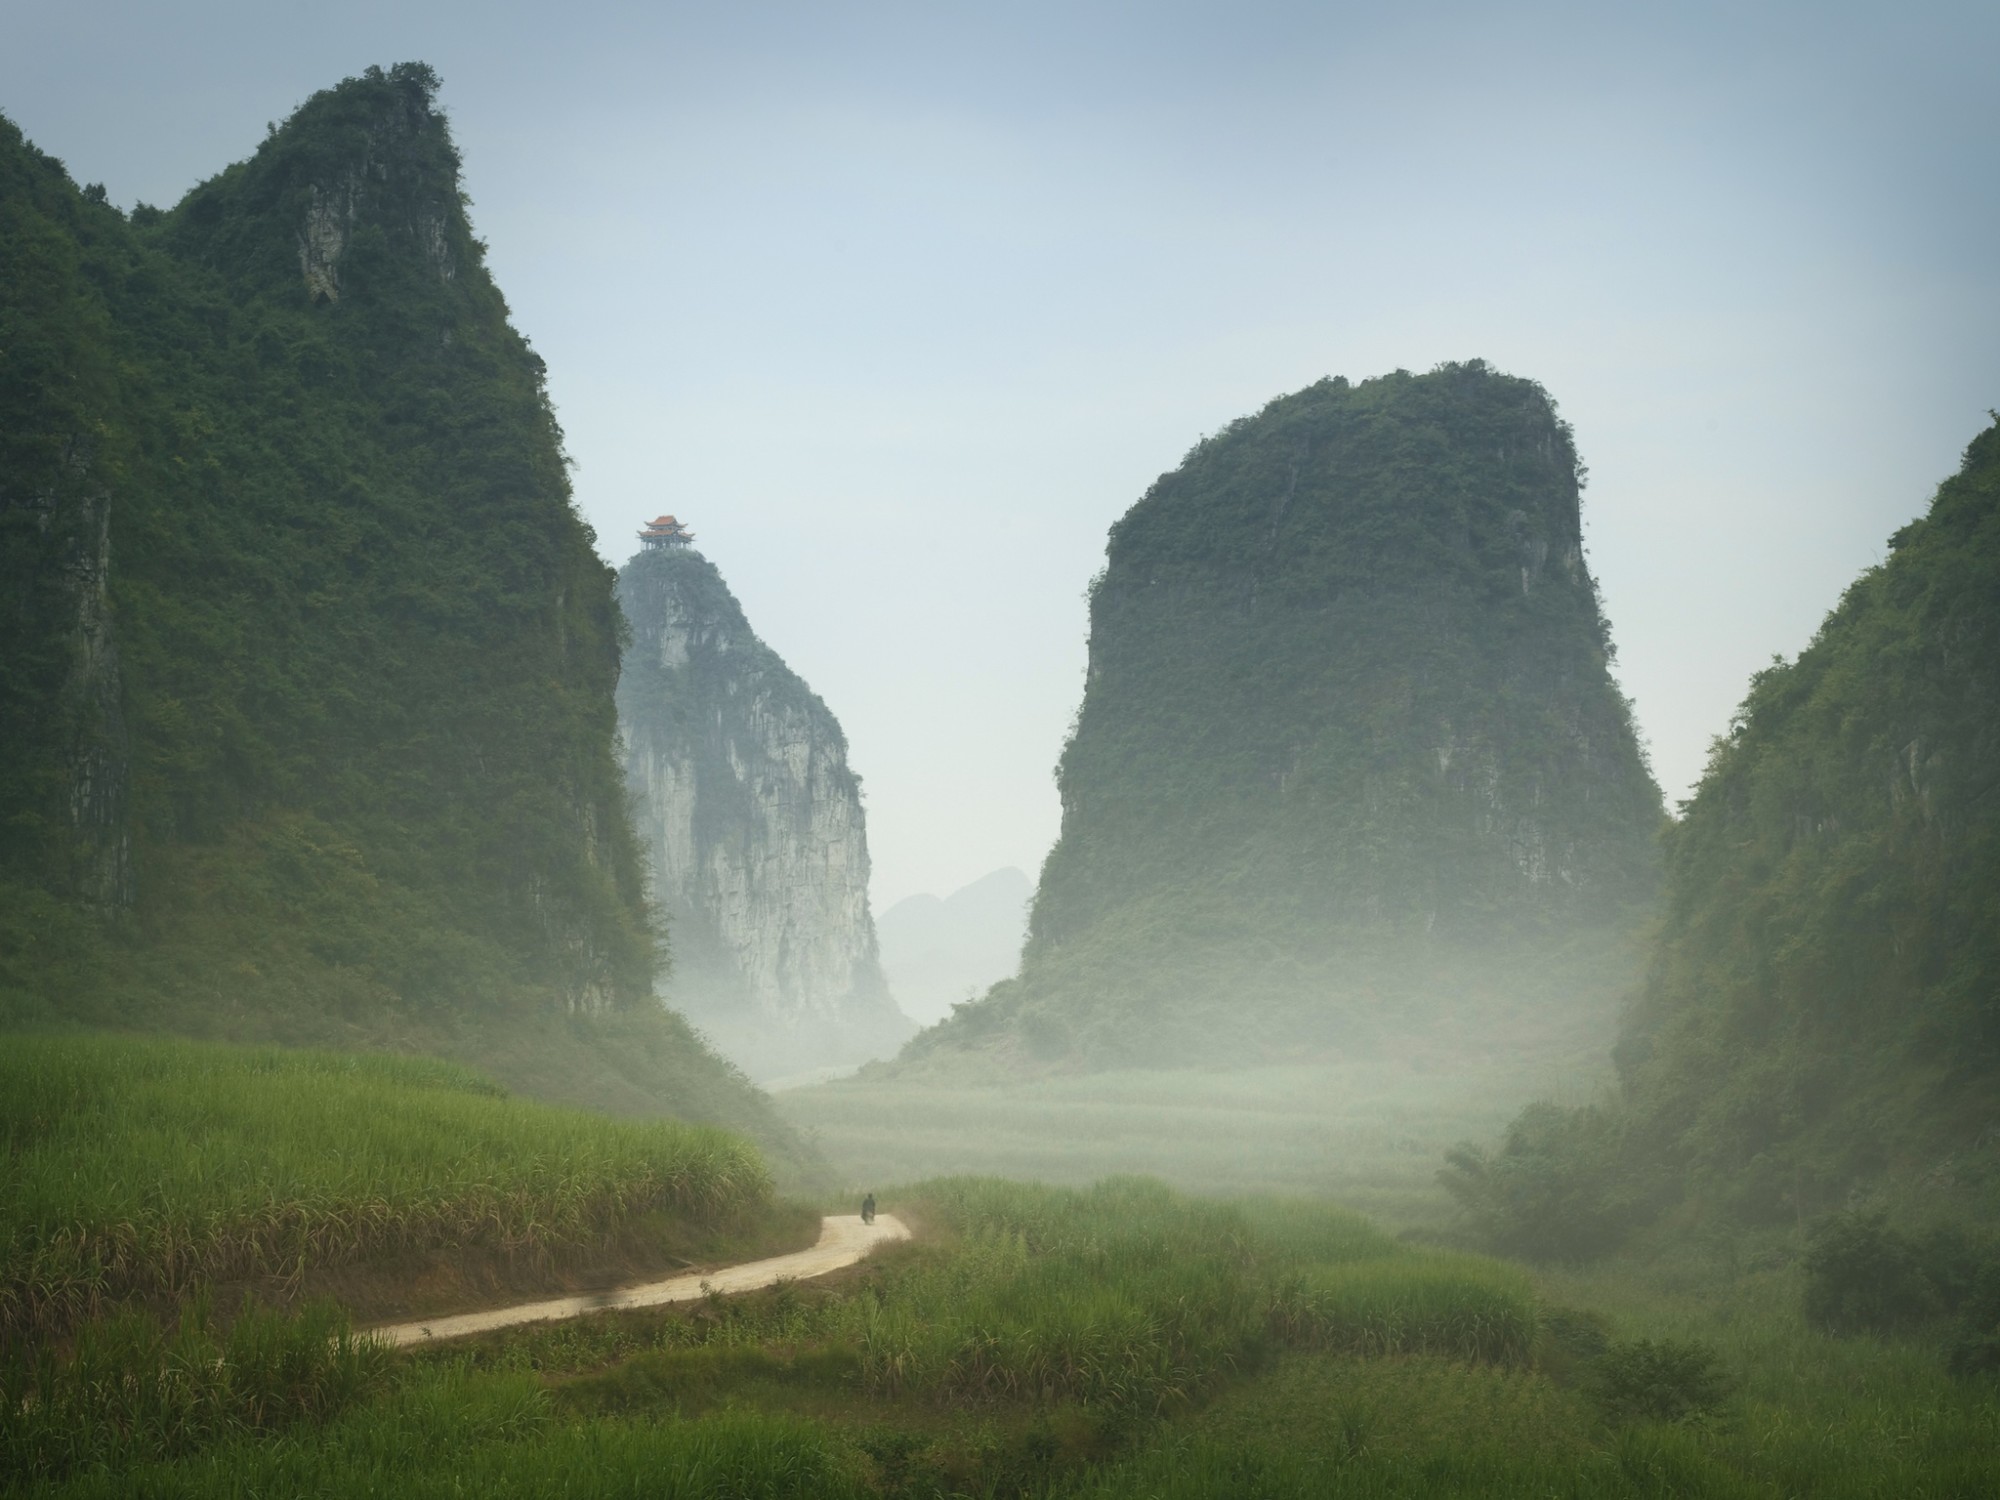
left=7, top=1, right=1996, bottom=907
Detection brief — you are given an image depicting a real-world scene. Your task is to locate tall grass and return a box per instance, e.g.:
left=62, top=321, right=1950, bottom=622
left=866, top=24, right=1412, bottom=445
left=1267, top=1256, right=1537, bottom=1363
left=856, top=1177, right=1522, bottom=1414
left=10, top=1172, right=1993, bottom=1496
left=0, top=1034, right=772, bottom=1344
left=25, top=1367, right=873, bottom=1499
left=0, top=1295, right=390, bottom=1486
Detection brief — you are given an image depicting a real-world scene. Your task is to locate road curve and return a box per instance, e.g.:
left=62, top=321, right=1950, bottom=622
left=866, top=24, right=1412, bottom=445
left=366, top=1213, right=911, bottom=1348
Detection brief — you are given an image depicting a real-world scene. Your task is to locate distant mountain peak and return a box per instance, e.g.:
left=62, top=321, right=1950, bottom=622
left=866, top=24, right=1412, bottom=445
left=617, top=545, right=913, bottom=1080
left=168, top=62, right=468, bottom=308
left=877, top=867, right=1032, bottom=1028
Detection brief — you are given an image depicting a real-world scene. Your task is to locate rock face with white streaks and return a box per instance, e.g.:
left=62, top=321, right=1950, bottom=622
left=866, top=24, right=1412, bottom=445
left=617, top=545, right=912, bottom=1079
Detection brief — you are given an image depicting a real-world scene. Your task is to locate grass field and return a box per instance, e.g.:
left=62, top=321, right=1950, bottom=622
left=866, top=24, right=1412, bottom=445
left=7, top=1037, right=1993, bottom=1495
left=0, top=1034, right=788, bottom=1345
left=9, top=1173, right=1993, bottom=1496
left=778, top=1045, right=1614, bottom=1226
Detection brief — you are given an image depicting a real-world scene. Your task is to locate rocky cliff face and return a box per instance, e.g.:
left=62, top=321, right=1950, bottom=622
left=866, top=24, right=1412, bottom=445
left=618, top=546, right=912, bottom=1079
left=911, top=362, right=1662, bottom=1068
left=0, top=472, right=129, bottom=914
left=49, top=488, right=129, bottom=911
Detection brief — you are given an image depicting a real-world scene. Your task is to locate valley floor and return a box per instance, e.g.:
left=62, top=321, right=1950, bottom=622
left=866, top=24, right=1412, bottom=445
left=778, top=1049, right=1613, bottom=1226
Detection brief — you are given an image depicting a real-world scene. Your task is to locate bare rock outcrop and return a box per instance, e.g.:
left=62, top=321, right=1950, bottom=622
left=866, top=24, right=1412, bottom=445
left=617, top=544, right=913, bottom=1079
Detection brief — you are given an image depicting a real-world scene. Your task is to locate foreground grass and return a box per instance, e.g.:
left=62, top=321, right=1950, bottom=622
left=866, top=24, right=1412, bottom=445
left=1084, top=1315, right=1999, bottom=1497
left=0, top=1033, right=776, bottom=1345
left=13, top=1174, right=1992, bottom=1496
left=4, top=1177, right=1510, bottom=1493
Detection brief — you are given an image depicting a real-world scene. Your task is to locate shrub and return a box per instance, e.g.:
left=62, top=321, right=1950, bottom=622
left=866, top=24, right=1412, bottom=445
left=1804, top=1211, right=1937, bottom=1333
left=1592, top=1337, right=1732, bottom=1425
left=1439, top=1101, right=1643, bottom=1262
left=1944, top=1264, right=2000, bottom=1381
left=1803, top=1211, right=2000, bottom=1383
left=1803, top=1211, right=1941, bottom=1334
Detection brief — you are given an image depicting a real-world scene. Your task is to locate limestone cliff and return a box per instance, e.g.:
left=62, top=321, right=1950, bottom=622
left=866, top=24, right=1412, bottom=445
left=911, top=362, right=1662, bottom=1068
left=618, top=545, right=913, bottom=1079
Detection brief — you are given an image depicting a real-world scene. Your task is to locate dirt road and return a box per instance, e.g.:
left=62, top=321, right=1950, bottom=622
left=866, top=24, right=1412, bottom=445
left=367, top=1213, right=910, bottom=1347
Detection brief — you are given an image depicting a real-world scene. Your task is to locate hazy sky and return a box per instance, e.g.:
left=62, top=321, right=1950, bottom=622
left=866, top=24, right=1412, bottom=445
left=7, top=2, right=1996, bottom=909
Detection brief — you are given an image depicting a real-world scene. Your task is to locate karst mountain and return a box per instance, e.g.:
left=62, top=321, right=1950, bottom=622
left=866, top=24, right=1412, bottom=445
left=909, top=362, right=1663, bottom=1068
left=0, top=66, right=799, bottom=1155
left=617, top=532, right=913, bottom=1082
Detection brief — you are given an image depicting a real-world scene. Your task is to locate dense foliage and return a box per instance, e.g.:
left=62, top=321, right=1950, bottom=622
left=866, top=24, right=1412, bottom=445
left=1611, top=417, right=2000, bottom=1225
left=1437, top=1101, right=1647, bottom=1263
left=1445, top=418, right=2000, bottom=1280
left=0, top=65, right=650, bottom=1028
left=0, top=68, right=807, bottom=1145
left=1586, top=1338, right=1733, bottom=1426
left=915, top=362, right=1660, bottom=1066
left=1799, top=1210, right=2000, bottom=1374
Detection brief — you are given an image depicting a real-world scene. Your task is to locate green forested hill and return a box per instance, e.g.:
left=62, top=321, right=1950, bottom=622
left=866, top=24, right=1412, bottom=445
left=1610, top=417, right=2000, bottom=1223
left=0, top=66, right=797, bottom=1155
left=910, top=363, right=1661, bottom=1068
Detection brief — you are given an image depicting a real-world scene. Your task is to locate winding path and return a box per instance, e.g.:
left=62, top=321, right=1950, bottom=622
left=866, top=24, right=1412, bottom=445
left=367, top=1213, right=911, bottom=1348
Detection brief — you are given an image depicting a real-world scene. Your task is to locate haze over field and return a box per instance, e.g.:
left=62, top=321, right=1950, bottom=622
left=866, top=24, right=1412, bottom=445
left=6, top=0, right=1996, bottom=910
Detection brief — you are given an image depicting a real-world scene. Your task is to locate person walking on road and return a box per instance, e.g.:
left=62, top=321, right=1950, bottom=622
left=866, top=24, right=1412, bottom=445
left=861, top=1192, right=876, bottom=1225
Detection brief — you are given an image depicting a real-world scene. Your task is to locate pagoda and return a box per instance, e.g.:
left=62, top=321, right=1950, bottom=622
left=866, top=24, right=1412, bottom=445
left=638, top=514, right=695, bottom=550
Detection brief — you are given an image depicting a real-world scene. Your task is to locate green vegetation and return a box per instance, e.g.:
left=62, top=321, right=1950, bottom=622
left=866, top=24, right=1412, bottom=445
left=1438, top=1099, right=1645, bottom=1262
left=0, top=63, right=647, bottom=1017
left=911, top=361, right=1660, bottom=1070
left=0, top=67, right=799, bottom=1148
left=1799, top=1210, right=2000, bottom=1380
left=8, top=1176, right=1993, bottom=1497
left=0, top=1034, right=782, bottom=1347
left=1587, top=1336, right=1732, bottom=1425
left=1266, top=1254, right=1537, bottom=1363
left=786, top=1043, right=1613, bottom=1225
left=3, top=1297, right=389, bottom=1487
left=1610, top=415, right=2000, bottom=1226
left=1441, top=416, right=2000, bottom=1270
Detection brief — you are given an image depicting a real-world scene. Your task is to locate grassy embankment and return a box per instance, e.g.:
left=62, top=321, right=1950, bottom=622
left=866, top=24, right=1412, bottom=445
left=0, top=1033, right=808, bottom=1352
left=11, top=1162, right=1994, bottom=1496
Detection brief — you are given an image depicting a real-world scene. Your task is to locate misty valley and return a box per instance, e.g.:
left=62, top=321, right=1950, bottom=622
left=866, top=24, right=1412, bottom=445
left=3, top=62, right=1996, bottom=1500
